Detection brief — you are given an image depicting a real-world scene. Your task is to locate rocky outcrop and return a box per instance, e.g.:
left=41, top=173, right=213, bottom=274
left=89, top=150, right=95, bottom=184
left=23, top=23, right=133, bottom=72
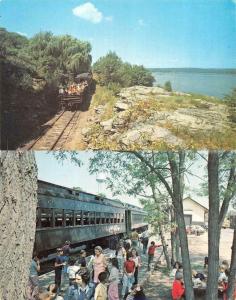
left=82, top=85, right=234, bottom=149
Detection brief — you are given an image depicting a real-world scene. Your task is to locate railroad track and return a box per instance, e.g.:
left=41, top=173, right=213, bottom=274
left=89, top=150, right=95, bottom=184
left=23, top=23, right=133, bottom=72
left=25, top=110, right=80, bottom=150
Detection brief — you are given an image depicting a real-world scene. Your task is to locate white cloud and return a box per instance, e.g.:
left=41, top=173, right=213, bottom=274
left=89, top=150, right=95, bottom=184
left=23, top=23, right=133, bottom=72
left=72, top=2, right=103, bottom=23
left=232, top=0, right=236, bottom=4
left=17, top=32, right=28, bottom=37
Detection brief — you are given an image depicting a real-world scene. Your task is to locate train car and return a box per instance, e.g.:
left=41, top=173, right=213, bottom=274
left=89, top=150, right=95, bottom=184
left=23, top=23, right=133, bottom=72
left=58, top=73, right=93, bottom=110
left=35, top=180, right=148, bottom=258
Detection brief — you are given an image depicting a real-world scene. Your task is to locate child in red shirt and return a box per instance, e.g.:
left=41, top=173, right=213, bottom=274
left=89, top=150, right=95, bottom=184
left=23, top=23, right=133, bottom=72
left=147, top=241, right=162, bottom=271
left=172, top=272, right=185, bottom=300
left=121, top=253, right=135, bottom=298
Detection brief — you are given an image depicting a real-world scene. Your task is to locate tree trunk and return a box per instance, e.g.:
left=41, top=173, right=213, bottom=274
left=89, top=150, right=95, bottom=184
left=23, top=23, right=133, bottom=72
left=170, top=207, right=176, bottom=265
left=227, top=228, right=236, bottom=300
left=175, top=227, right=181, bottom=262
left=0, top=151, right=38, bottom=300
left=168, top=151, right=194, bottom=300
left=159, top=222, right=171, bottom=270
left=205, top=151, right=220, bottom=300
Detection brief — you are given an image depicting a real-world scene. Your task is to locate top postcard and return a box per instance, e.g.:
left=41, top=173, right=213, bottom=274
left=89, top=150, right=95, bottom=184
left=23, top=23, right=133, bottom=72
left=1, top=0, right=236, bottom=150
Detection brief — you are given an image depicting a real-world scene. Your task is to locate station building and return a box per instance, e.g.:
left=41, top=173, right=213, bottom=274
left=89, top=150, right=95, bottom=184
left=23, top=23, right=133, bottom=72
left=183, top=197, right=208, bottom=226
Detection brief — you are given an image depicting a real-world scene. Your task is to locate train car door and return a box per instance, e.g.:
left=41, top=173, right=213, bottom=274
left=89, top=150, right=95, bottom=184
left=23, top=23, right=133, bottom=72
left=125, top=210, right=132, bottom=235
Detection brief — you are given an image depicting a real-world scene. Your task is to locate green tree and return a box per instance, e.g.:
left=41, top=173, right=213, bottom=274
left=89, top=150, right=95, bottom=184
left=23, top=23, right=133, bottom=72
left=89, top=151, right=195, bottom=299
left=224, top=88, right=236, bottom=123
left=164, top=81, right=172, bottom=92
left=93, top=51, right=155, bottom=90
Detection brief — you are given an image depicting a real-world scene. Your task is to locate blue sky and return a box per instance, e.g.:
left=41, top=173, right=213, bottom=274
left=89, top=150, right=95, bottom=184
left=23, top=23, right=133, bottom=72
left=1, top=0, right=236, bottom=68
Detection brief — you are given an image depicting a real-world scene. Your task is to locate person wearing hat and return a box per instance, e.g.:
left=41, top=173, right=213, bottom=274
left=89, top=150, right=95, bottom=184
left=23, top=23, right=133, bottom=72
left=171, top=272, right=185, bottom=300
left=54, top=248, right=66, bottom=292
left=93, top=246, right=107, bottom=283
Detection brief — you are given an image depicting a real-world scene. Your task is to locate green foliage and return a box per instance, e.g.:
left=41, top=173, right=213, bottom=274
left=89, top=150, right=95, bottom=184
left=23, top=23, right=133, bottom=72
left=224, top=88, right=236, bottom=123
left=225, top=88, right=236, bottom=107
left=164, top=81, right=172, bottom=92
left=93, top=51, right=155, bottom=90
left=1, top=28, right=92, bottom=95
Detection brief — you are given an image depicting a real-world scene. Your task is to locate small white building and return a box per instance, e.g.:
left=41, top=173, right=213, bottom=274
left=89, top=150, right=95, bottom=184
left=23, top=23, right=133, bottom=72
left=183, top=197, right=208, bottom=226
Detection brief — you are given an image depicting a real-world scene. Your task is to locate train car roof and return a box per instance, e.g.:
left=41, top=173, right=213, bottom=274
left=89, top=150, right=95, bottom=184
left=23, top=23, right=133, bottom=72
left=38, top=180, right=144, bottom=212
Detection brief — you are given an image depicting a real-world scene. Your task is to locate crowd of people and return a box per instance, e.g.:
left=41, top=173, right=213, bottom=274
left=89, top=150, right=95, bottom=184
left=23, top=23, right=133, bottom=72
left=27, top=229, right=162, bottom=300
left=170, top=257, right=235, bottom=300
left=59, top=81, right=88, bottom=96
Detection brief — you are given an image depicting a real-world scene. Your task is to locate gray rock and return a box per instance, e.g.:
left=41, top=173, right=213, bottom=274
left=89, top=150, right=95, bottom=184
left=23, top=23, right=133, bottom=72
left=114, top=102, right=130, bottom=111
left=100, top=119, right=113, bottom=131
left=95, top=105, right=105, bottom=114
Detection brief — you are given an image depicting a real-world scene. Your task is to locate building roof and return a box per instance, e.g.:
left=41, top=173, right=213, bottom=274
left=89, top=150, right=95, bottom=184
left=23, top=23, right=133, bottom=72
left=183, top=197, right=209, bottom=211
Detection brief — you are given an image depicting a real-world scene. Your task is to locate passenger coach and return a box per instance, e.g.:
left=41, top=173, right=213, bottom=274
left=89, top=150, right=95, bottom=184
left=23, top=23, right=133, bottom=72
left=35, top=180, right=148, bottom=257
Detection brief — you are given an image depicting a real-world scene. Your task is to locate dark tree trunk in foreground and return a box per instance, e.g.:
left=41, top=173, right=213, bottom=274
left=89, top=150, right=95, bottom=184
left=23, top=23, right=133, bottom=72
left=227, top=228, right=236, bottom=300
left=0, top=151, right=38, bottom=300
left=168, top=151, right=195, bottom=300
left=159, top=222, right=171, bottom=270
left=206, top=151, right=220, bottom=300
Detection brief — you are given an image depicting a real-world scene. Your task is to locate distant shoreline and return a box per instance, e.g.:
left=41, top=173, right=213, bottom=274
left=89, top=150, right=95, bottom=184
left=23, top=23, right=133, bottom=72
left=149, top=68, right=236, bottom=74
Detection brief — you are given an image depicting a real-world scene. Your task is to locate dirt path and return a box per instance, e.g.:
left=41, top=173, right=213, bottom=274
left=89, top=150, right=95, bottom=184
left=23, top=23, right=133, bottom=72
left=64, top=109, right=91, bottom=150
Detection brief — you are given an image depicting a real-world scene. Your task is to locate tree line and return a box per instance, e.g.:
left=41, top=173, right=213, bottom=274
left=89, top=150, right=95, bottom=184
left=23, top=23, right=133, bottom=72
left=93, top=51, right=155, bottom=94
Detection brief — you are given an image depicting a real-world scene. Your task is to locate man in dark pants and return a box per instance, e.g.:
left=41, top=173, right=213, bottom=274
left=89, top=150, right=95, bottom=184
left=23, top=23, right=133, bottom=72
left=55, top=248, right=66, bottom=291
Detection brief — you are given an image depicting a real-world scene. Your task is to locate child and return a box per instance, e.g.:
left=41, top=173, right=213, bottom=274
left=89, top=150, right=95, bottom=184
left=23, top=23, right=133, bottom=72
left=77, top=250, right=87, bottom=268
left=170, top=262, right=182, bottom=279
left=147, top=241, right=162, bottom=271
left=171, top=272, right=185, bottom=300
left=122, top=253, right=136, bottom=298
left=95, top=272, right=108, bottom=300
left=116, top=243, right=126, bottom=272
left=108, top=258, right=119, bottom=300
left=67, top=258, right=80, bottom=285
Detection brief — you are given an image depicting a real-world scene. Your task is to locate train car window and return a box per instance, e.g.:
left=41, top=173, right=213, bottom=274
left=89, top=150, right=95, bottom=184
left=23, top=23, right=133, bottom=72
left=90, top=212, right=95, bottom=225
left=83, top=212, right=90, bottom=225
left=55, top=210, right=63, bottom=227
left=65, top=211, right=73, bottom=226
left=117, top=213, right=120, bottom=224
left=121, top=214, right=124, bottom=223
left=100, top=212, right=105, bottom=224
left=114, top=213, right=117, bottom=224
left=96, top=212, right=101, bottom=224
left=40, top=208, right=52, bottom=228
left=105, top=213, right=110, bottom=224
left=75, top=211, right=82, bottom=226
left=110, top=213, right=114, bottom=224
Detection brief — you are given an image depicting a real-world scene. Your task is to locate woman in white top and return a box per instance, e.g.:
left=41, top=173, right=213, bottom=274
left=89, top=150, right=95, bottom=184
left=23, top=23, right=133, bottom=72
left=131, top=249, right=142, bottom=285
left=108, top=258, right=120, bottom=300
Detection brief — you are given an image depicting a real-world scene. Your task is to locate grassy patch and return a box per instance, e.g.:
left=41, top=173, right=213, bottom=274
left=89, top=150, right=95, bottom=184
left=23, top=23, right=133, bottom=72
left=163, top=122, right=236, bottom=149
left=91, top=85, right=117, bottom=120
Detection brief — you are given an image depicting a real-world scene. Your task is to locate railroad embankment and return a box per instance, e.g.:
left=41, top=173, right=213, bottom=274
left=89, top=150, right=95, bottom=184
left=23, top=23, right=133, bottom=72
left=81, top=85, right=236, bottom=149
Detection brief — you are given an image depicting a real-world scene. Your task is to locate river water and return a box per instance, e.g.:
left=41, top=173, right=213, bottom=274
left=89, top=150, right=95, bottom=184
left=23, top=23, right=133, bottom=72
left=151, top=69, right=236, bottom=98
